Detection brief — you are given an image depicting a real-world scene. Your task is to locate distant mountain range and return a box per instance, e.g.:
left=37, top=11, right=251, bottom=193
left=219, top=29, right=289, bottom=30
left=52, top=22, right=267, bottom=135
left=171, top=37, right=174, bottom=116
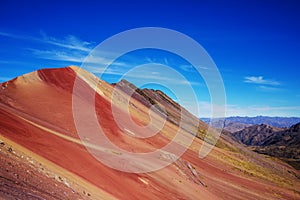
left=202, top=116, right=300, bottom=170
left=201, top=116, right=300, bottom=132
left=231, top=123, right=300, bottom=170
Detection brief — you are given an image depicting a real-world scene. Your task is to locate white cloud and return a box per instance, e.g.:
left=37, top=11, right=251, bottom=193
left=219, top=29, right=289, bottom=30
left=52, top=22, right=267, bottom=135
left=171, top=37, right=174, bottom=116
left=180, top=65, right=194, bottom=72
left=244, top=76, right=280, bottom=86
left=180, top=64, right=211, bottom=72
left=89, top=62, right=203, bottom=86
left=40, top=32, right=93, bottom=52
left=0, top=31, right=35, bottom=40
left=192, top=101, right=226, bottom=118
left=0, top=30, right=100, bottom=66
left=29, top=48, right=127, bottom=70
left=0, top=31, right=94, bottom=53
left=30, top=49, right=86, bottom=63
left=145, top=57, right=155, bottom=63
left=119, top=73, right=202, bottom=86
left=85, top=66, right=129, bottom=75
left=0, top=60, right=30, bottom=65
left=2, top=30, right=127, bottom=67
left=258, top=85, right=282, bottom=92
left=163, top=58, right=169, bottom=65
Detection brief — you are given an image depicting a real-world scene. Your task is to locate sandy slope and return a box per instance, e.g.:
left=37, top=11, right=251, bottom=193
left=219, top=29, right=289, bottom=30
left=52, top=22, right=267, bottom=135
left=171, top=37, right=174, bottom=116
left=0, top=66, right=299, bottom=199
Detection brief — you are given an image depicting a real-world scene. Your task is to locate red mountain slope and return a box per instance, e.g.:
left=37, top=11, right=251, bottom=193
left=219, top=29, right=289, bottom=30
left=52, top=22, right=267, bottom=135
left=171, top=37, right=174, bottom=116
left=0, top=66, right=299, bottom=199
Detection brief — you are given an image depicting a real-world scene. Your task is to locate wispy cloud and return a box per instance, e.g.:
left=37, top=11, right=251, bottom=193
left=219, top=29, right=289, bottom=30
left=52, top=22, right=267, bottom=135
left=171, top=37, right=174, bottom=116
left=0, top=31, right=36, bottom=40
left=145, top=57, right=155, bottom=63
left=180, top=64, right=210, bottom=72
left=258, top=85, right=282, bottom=92
left=244, top=76, right=280, bottom=86
left=115, top=72, right=202, bottom=86
left=0, top=31, right=205, bottom=87
left=0, top=30, right=128, bottom=67
left=29, top=48, right=127, bottom=70
left=163, top=58, right=169, bottom=65
left=180, top=65, right=194, bottom=72
left=87, top=62, right=203, bottom=86
left=39, top=32, right=93, bottom=52
left=29, top=49, right=86, bottom=63
left=0, top=31, right=93, bottom=53
left=0, top=60, right=31, bottom=65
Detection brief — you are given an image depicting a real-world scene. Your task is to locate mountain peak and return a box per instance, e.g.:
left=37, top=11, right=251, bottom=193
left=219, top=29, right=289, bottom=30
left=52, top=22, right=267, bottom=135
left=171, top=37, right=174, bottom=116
left=113, top=79, right=138, bottom=90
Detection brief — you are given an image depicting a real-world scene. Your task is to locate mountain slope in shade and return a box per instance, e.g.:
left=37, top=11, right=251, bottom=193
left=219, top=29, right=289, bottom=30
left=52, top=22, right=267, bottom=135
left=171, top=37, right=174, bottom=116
left=0, top=66, right=299, bottom=199
left=261, top=122, right=300, bottom=147
left=232, top=124, right=285, bottom=146
left=231, top=123, right=300, bottom=170
left=254, top=123, right=300, bottom=170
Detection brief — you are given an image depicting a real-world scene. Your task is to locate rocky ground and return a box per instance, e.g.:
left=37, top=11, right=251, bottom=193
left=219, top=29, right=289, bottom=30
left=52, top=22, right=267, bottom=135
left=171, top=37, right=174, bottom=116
left=0, top=139, right=86, bottom=200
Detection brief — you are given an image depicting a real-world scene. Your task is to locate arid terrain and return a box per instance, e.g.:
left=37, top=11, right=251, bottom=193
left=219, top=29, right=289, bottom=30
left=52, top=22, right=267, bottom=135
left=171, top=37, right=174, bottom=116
left=231, top=123, right=300, bottom=170
left=0, top=136, right=91, bottom=199
left=0, top=66, right=299, bottom=199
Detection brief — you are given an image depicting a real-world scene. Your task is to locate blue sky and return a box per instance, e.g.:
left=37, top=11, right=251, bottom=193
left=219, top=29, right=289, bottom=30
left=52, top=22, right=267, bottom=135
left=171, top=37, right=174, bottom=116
left=0, top=0, right=299, bottom=117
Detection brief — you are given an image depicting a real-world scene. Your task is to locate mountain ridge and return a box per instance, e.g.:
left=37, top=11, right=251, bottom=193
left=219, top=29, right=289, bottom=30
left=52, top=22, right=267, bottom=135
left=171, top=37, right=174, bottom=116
left=0, top=66, right=299, bottom=199
left=231, top=123, right=300, bottom=170
left=232, top=124, right=284, bottom=146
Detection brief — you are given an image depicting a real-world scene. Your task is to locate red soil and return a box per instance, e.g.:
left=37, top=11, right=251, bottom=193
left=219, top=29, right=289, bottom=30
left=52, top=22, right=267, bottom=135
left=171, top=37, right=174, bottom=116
left=0, top=138, right=86, bottom=200
left=0, top=66, right=299, bottom=199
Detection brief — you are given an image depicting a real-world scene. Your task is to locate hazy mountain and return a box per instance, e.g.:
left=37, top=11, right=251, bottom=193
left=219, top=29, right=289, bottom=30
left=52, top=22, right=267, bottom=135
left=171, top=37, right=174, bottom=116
left=202, top=116, right=300, bottom=132
left=221, top=122, right=253, bottom=133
